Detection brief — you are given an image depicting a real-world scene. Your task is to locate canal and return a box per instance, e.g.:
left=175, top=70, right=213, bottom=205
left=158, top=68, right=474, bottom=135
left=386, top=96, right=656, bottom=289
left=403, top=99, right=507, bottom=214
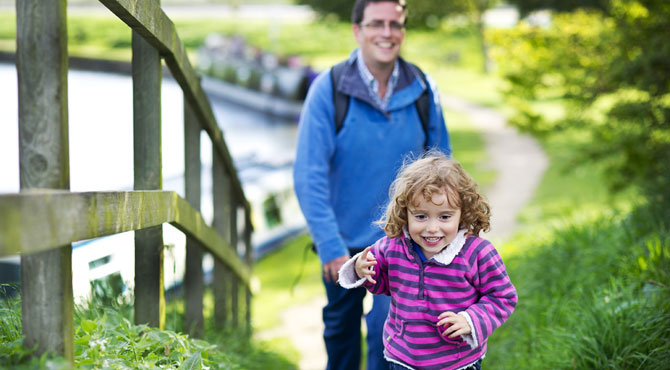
left=0, top=63, right=305, bottom=298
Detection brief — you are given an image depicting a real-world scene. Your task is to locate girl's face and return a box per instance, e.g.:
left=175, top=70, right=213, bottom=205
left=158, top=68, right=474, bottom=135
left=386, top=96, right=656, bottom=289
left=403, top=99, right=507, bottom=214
left=407, top=189, right=461, bottom=260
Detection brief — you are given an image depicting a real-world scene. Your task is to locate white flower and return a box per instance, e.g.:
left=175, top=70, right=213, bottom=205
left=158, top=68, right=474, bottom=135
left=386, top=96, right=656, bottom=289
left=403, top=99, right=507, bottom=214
left=89, top=338, right=108, bottom=351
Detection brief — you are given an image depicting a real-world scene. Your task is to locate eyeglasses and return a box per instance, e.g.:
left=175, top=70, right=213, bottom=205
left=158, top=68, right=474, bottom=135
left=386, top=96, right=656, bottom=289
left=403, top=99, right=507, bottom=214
left=360, top=20, right=406, bottom=33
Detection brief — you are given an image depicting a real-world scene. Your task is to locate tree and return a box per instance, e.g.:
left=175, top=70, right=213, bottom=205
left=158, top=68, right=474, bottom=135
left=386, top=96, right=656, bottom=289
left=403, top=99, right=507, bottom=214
left=505, top=0, right=608, bottom=16
left=295, top=0, right=351, bottom=21
left=490, top=0, right=670, bottom=203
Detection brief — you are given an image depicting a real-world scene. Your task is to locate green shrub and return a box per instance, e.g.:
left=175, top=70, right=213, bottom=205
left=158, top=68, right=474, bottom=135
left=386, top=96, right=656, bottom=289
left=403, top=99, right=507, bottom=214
left=489, top=2, right=670, bottom=204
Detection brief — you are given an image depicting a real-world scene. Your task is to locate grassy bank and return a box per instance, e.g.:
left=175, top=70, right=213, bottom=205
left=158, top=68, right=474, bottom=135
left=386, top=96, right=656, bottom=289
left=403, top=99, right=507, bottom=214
left=479, top=59, right=668, bottom=370
left=487, top=201, right=669, bottom=368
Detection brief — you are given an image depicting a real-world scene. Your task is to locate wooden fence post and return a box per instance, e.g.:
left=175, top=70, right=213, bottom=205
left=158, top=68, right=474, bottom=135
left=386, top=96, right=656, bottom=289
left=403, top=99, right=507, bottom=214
left=16, top=0, right=74, bottom=362
left=230, top=202, right=239, bottom=328
left=132, top=17, right=165, bottom=328
left=212, top=153, right=231, bottom=327
left=244, top=211, right=253, bottom=336
left=184, top=97, right=204, bottom=337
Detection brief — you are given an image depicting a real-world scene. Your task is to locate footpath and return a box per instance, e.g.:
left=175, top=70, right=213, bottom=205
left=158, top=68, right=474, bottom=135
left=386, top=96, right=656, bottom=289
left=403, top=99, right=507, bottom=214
left=256, top=94, right=548, bottom=369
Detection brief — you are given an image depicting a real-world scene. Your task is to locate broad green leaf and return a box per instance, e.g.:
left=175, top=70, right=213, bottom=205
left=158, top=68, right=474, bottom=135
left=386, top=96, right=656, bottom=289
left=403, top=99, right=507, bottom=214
left=81, top=319, right=98, bottom=333
left=178, top=351, right=202, bottom=370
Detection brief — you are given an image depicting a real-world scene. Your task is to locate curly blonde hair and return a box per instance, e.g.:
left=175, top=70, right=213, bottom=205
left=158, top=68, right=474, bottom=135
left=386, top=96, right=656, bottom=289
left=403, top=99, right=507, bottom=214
left=378, top=152, right=491, bottom=238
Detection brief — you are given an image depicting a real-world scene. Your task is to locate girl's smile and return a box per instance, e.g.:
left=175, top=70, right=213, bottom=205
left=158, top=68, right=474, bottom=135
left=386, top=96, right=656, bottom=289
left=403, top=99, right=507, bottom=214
left=407, top=189, right=461, bottom=259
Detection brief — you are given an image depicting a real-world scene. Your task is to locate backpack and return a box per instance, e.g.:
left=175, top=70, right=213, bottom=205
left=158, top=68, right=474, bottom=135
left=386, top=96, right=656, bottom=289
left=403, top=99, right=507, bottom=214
left=330, top=60, right=431, bottom=139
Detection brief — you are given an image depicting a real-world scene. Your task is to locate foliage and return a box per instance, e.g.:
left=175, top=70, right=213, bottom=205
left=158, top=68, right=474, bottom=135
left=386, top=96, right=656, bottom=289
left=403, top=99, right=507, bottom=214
left=295, top=0, right=499, bottom=29
left=487, top=203, right=670, bottom=368
left=506, top=0, right=608, bottom=16
left=489, top=1, right=670, bottom=204
left=0, top=281, right=297, bottom=370
left=295, top=0, right=351, bottom=22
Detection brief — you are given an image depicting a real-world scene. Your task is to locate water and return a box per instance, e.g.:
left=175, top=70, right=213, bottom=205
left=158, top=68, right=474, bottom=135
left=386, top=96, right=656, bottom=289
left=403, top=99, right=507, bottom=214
left=0, top=63, right=304, bottom=297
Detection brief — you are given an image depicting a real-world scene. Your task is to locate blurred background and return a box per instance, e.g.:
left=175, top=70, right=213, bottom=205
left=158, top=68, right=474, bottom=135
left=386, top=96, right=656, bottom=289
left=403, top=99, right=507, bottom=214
left=0, top=0, right=668, bottom=369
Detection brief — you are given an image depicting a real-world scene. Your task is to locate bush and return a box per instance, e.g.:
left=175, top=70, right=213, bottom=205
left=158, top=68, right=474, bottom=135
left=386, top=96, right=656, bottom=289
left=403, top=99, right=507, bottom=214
left=489, top=2, right=670, bottom=204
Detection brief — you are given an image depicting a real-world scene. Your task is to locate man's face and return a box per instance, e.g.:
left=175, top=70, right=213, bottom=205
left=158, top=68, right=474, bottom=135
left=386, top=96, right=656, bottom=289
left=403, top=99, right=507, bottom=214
left=353, top=1, right=406, bottom=71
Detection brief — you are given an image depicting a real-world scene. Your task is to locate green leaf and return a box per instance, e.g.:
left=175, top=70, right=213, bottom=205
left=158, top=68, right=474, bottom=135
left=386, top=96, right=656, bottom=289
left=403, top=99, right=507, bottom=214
left=81, top=319, right=98, bottom=334
left=178, top=351, right=202, bottom=370
left=74, top=334, right=91, bottom=345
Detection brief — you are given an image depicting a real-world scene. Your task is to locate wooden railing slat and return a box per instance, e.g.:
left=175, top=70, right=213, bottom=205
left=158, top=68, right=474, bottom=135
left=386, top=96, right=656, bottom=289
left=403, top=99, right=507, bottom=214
left=0, top=191, right=250, bottom=284
left=16, top=0, right=74, bottom=362
left=98, top=0, right=250, bottom=213
left=132, top=21, right=165, bottom=329
left=213, top=151, right=230, bottom=326
left=184, top=99, right=204, bottom=337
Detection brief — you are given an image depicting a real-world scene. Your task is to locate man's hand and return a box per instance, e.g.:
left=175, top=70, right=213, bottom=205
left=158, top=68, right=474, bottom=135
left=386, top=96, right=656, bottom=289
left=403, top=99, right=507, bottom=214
left=437, top=311, right=471, bottom=339
left=323, top=254, right=350, bottom=283
left=354, top=247, right=377, bottom=284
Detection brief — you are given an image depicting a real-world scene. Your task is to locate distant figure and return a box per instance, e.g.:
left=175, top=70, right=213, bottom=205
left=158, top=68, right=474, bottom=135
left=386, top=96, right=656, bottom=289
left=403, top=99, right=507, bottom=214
left=338, top=153, right=517, bottom=370
left=292, top=0, right=452, bottom=368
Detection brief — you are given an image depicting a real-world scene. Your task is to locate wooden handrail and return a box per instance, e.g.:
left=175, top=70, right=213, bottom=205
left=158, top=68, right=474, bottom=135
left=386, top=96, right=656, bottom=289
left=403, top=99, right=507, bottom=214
left=0, top=190, right=250, bottom=285
left=98, top=0, right=250, bottom=213
left=8, top=0, right=256, bottom=361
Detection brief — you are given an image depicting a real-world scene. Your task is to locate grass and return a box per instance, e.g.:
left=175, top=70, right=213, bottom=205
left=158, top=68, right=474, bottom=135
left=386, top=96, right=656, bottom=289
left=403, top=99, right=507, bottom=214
left=251, top=233, right=322, bottom=331
left=485, top=203, right=670, bottom=369
left=514, top=129, right=642, bottom=234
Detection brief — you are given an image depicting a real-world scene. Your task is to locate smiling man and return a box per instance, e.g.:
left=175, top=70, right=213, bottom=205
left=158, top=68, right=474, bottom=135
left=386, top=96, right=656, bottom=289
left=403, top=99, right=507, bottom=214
left=293, top=0, right=452, bottom=369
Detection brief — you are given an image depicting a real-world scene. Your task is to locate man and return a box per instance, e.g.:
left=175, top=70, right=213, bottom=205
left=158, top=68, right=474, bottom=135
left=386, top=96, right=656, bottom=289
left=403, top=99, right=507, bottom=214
left=293, top=0, right=452, bottom=368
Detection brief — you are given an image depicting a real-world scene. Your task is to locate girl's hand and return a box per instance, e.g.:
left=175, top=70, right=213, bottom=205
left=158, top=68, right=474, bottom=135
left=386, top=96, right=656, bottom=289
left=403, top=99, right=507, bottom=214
left=437, top=311, right=471, bottom=339
left=355, top=247, right=377, bottom=284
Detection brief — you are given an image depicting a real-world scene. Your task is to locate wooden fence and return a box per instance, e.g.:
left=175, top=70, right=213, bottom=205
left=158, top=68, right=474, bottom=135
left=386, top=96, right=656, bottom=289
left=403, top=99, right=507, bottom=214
left=0, top=0, right=254, bottom=364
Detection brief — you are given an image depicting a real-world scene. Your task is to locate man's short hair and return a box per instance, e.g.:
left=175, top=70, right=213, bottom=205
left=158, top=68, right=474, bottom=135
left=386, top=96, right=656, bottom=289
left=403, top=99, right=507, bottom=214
left=351, top=0, right=407, bottom=25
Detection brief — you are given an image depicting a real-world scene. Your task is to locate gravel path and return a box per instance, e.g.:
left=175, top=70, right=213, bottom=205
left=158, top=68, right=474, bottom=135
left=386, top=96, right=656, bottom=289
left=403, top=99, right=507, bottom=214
left=256, top=94, right=548, bottom=369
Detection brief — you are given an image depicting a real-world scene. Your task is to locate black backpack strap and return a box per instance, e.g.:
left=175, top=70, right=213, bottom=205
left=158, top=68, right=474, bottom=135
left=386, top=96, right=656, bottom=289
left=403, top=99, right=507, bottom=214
left=407, top=63, right=431, bottom=147
left=331, top=60, right=431, bottom=142
left=330, top=61, right=349, bottom=134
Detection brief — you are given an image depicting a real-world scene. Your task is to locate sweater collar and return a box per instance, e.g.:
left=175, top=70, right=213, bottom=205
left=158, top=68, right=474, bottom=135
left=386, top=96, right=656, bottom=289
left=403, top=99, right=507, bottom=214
left=337, top=50, right=425, bottom=112
left=403, top=228, right=469, bottom=265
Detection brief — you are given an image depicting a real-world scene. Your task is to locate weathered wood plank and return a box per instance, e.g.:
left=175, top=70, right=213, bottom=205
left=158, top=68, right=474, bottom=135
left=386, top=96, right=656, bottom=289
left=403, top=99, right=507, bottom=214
left=97, top=0, right=249, bottom=211
left=132, top=30, right=162, bottom=192
left=16, top=0, right=74, bottom=362
left=0, top=191, right=250, bottom=285
left=132, top=17, right=165, bottom=329
left=132, top=20, right=165, bottom=329
left=230, top=202, right=239, bottom=328
left=244, top=215, right=253, bottom=335
left=213, top=152, right=230, bottom=326
left=184, top=98, right=204, bottom=337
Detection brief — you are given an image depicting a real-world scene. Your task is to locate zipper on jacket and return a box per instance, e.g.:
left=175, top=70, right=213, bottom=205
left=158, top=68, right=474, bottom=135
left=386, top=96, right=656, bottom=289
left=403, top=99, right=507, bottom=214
left=418, top=259, right=425, bottom=300
left=408, top=237, right=427, bottom=300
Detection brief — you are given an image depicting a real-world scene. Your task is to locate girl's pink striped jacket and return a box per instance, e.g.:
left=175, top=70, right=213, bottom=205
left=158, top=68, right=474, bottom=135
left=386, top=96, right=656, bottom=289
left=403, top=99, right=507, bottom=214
left=339, top=230, right=517, bottom=370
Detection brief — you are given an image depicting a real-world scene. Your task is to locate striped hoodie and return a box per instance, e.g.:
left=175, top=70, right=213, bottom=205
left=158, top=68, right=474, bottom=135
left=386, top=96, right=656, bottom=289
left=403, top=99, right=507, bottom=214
left=339, top=230, right=517, bottom=370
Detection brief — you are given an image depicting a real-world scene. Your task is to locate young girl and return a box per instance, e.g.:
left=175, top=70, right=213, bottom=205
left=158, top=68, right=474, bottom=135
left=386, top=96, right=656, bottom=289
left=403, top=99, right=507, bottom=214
left=338, top=153, right=517, bottom=370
